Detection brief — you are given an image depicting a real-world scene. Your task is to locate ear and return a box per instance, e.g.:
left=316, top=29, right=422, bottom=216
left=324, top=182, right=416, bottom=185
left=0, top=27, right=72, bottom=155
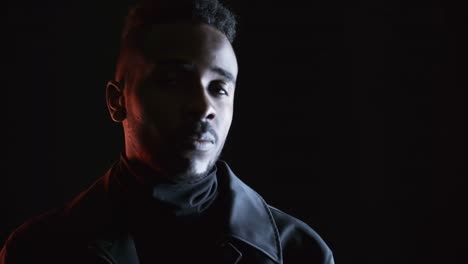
left=106, top=80, right=126, bottom=122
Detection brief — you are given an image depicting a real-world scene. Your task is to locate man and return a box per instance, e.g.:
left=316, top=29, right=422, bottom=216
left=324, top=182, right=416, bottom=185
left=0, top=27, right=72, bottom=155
left=1, top=0, right=334, bottom=263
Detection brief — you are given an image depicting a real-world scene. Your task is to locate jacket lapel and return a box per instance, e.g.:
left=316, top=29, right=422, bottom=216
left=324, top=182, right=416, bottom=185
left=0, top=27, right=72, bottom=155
left=217, top=161, right=283, bottom=264
left=88, top=233, right=140, bottom=264
left=218, top=241, right=243, bottom=264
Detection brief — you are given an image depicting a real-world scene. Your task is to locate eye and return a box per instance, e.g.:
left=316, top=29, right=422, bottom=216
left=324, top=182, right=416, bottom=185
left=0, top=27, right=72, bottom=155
left=209, top=81, right=229, bottom=96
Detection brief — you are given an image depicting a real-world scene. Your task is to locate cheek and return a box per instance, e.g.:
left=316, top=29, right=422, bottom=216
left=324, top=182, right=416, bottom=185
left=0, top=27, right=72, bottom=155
left=125, top=94, right=145, bottom=124
left=138, top=93, right=183, bottom=133
left=128, top=88, right=162, bottom=118
left=218, top=106, right=234, bottom=138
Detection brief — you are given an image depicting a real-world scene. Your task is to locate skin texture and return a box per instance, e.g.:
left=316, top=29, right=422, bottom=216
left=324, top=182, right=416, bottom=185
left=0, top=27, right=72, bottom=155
left=106, top=23, right=238, bottom=182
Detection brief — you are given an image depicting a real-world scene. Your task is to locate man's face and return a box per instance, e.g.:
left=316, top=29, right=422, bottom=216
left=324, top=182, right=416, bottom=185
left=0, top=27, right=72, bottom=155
left=114, top=23, right=238, bottom=181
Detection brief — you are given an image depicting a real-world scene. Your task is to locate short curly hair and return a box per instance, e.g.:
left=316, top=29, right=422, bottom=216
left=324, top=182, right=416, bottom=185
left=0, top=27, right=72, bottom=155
left=115, top=0, right=237, bottom=82
left=123, top=0, right=237, bottom=43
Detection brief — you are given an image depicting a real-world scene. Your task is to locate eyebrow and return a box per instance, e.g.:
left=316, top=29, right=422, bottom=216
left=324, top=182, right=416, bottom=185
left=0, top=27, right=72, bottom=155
left=211, top=66, right=236, bottom=83
left=156, top=59, right=236, bottom=83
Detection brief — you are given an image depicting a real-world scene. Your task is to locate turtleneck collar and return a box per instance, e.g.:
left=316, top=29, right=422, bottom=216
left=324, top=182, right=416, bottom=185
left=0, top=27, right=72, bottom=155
left=116, top=154, right=218, bottom=217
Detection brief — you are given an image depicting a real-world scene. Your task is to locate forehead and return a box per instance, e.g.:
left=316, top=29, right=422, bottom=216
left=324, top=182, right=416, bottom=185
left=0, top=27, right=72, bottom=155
left=141, top=23, right=238, bottom=77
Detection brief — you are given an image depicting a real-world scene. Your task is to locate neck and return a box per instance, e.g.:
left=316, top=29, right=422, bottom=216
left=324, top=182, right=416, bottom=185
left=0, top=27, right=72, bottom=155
left=122, top=154, right=214, bottom=184
left=117, top=154, right=219, bottom=217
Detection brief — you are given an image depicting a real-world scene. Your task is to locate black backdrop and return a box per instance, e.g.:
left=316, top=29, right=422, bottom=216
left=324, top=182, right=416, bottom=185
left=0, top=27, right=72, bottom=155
left=4, top=0, right=466, bottom=263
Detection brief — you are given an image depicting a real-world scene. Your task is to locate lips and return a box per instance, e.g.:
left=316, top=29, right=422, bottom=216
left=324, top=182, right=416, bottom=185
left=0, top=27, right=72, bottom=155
left=189, top=133, right=215, bottom=144
left=176, top=122, right=218, bottom=152
left=179, top=132, right=216, bottom=152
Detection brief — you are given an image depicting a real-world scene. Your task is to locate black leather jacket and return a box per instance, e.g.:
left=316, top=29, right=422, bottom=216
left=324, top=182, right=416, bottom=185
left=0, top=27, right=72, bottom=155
left=1, top=161, right=334, bottom=264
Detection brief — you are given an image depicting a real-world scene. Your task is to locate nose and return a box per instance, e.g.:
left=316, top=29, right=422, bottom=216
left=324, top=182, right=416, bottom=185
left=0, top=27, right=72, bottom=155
left=185, top=82, right=216, bottom=121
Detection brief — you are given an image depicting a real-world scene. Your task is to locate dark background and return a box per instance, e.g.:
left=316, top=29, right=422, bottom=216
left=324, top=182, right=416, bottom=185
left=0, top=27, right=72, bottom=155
left=4, top=0, right=466, bottom=263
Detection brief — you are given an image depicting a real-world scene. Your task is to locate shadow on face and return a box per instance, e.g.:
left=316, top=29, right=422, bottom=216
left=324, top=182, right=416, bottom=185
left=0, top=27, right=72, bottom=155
left=107, top=23, right=238, bottom=181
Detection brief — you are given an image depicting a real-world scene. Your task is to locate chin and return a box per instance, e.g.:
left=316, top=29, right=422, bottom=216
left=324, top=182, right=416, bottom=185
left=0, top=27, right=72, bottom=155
left=167, top=156, right=214, bottom=182
left=162, top=145, right=222, bottom=182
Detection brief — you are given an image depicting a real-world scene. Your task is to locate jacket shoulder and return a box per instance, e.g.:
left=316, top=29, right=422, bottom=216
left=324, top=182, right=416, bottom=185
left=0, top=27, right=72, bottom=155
left=1, top=177, right=110, bottom=264
left=1, top=207, right=71, bottom=263
left=269, top=206, right=335, bottom=264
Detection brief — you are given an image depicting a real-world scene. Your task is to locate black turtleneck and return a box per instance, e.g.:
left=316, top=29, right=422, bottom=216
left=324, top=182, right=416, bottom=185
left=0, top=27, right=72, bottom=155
left=116, top=155, right=218, bottom=217
left=114, top=155, right=223, bottom=263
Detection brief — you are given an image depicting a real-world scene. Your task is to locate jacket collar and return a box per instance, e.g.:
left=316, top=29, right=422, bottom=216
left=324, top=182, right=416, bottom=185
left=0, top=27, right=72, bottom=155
left=67, top=161, right=282, bottom=264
